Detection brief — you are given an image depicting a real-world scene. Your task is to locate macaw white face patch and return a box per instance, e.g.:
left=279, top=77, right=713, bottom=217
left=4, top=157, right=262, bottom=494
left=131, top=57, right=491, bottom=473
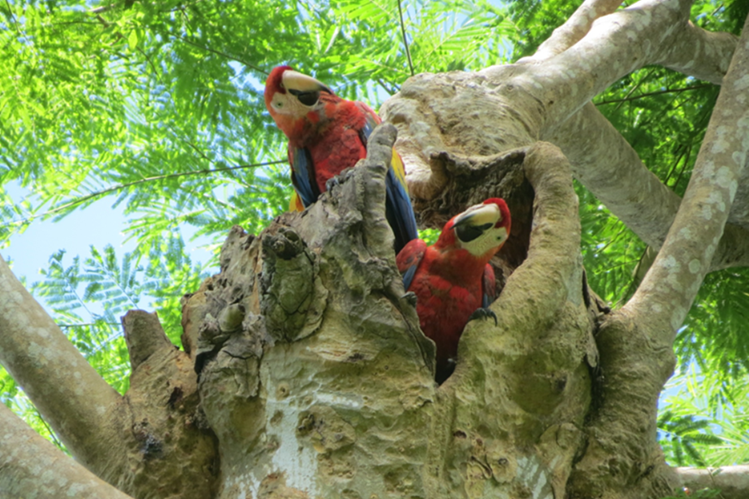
left=452, top=202, right=508, bottom=257
left=270, top=92, right=315, bottom=118
left=461, top=226, right=508, bottom=257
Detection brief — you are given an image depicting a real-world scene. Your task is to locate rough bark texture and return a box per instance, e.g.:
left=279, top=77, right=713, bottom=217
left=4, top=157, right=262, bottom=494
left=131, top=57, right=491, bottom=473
left=177, top=126, right=598, bottom=498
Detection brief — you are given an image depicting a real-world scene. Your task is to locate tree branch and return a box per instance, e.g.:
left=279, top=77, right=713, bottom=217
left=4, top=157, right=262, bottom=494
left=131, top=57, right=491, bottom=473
left=463, top=143, right=582, bottom=346
left=519, top=0, right=624, bottom=63
left=594, top=84, right=712, bottom=104
left=0, top=255, right=122, bottom=468
left=569, top=12, right=749, bottom=496
left=179, top=36, right=267, bottom=75
left=446, top=143, right=594, bottom=498
left=396, top=0, right=414, bottom=76
left=547, top=102, right=749, bottom=271
left=547, top=102, right=682, bottom=251
left=386, top=0, right=703, bottom=205
left=677, top=465, right=749, bottom=499
left=516, top=0, right=694, bottom=129
left=1, top=160, right=284, bottom=230
left=0, top=404, right=134, bottom=499
left=627, top=11, right=749, bottom=340
left=658, top=20, right=739, bottom=85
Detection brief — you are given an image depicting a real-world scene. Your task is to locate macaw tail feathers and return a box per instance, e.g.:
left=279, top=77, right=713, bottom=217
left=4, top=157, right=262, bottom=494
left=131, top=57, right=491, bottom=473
left=386, top=169, right=419, bottom=253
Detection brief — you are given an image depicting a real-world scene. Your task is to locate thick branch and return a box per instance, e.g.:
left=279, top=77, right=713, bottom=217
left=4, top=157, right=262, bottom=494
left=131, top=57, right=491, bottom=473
left=445, top=143, right=594, bottom=498
left=519, top=0, right=623, bottom=63
left=548, top=103, right=749, bottom=271
left=122, top=309, right=174, bottom=370
left=0, top=404, right=133, bottom=499
left=677, top=466, right=749, bottom=499
left=570, top=14, right=749, bottom=497
left=659, top=21, right=739, bottom=85
left=0, top=255, right=121, bottom=467
left=389, top=0, right=703, bottom=205
left=457, top=143, right=585, bottom=396
left=627, top=12, right=749, bottom=339
left=359, top=124, right=399, bottom=262
left=547, top=102, right=681, bottom=250
left=514, top=0, right=694, bottom=129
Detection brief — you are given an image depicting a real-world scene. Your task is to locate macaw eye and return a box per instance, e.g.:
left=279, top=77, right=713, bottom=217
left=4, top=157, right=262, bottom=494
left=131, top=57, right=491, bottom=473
left=456, top=223, right=492, bottom=243
left=274, top=100, right=283, bottom=108
left=289, top=89, right=320, bottom=106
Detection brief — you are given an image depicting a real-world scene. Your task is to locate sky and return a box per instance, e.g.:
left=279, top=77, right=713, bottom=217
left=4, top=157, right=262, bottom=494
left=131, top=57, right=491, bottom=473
left=3, top=181, right=215, bottom=315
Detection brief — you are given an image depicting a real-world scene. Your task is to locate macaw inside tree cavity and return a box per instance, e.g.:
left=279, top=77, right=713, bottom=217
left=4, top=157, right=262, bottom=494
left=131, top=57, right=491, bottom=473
left=264, top=65, right=418, bottom=253
left=397, top=199, right=512, bottom=383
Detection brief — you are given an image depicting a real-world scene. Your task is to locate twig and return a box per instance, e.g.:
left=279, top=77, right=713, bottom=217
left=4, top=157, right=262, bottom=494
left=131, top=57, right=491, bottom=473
left=35, top=410, right=65, bottom=450
left=377, top=78, right=399, bottom=95
left=179, top=37, right=267, bottom=75
left=89, top=4, right=117, bottom=15
left=59, top=323, right=120, bottom=328
left=2, top=160, right=286, bottom=228
left=595, top=84, right=712, bottom=105
left=397, top=0, right=415, bottom=76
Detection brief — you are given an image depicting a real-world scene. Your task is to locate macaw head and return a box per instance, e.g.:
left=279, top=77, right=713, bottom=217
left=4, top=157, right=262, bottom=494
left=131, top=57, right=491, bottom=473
left=438, top=198, right=511, bottom=258
left=264, top=66, right=333, bottom=137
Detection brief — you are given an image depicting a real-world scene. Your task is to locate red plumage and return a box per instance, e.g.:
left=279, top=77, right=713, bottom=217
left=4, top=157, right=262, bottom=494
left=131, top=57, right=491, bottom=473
left=397, top=198, right=511, bottom=383
left=266, top=67, right=370, bottom=193
left=264, top=66, right=418, bottom=253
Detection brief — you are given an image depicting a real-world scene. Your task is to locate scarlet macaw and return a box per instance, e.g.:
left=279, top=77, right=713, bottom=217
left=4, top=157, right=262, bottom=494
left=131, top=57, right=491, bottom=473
left=264, top=65, right=418, bottom=253
left=397, top=198, right=511, bottom=383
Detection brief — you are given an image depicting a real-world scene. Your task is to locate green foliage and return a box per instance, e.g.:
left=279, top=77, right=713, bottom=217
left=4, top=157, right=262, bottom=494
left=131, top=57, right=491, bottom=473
left=1, top=0, right=749, bottom=472
left=661, top=371, right=749, bottom=467
left=658, top=410, right=722, bottom=467
left=2, top=0, right=518, bottom=446
left=508, top=0, right=580, bottom=58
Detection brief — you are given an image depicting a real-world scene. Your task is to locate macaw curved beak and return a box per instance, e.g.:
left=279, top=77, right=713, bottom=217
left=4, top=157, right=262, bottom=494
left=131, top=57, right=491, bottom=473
left=454, top=203, right=502, bottom=227
left=453, top=203, right=502, bottom=243
left=282, top=70, right=332, bottom=94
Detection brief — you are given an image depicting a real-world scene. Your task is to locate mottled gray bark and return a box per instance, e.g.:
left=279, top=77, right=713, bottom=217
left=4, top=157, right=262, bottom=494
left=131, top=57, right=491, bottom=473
left=0, top=260, right=219, bottom=499
left=380, top=0, right=749, bottom=496
left=571, top=8, right=749, bottom=498
left=677, top=465, right=749, bottom=499
left=518, top=0, right=623, bottom=64
left=0, top=403, right=134, bottom=499
left=0, top=255, right=121, bottom=465
left=383, top=0, right=748, bottom=272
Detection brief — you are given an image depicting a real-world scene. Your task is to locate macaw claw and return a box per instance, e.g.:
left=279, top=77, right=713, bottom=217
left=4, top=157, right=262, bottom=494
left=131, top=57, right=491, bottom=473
left=325, top=176, right=340, bottom=192
left=325, top=167, right=355, bottom=192
left=403, top=291, right=418, bottom=307
left=468, top=307, right=498, bottom=326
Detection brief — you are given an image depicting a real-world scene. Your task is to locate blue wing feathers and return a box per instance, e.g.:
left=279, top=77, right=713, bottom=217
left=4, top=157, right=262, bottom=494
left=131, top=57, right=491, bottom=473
left=289, top=146, right=319, bottom=207
left=402, top=264, right=418, bottom=291
left=385, top=167, right=419, bottom=253
left=357, top=104, right=420, bottom=252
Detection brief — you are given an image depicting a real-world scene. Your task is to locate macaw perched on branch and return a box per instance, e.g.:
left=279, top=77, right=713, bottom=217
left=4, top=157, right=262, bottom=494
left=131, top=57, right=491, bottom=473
left=264, top=65, right=418, bottom=253
left=397, top=198, right=511, bottom=383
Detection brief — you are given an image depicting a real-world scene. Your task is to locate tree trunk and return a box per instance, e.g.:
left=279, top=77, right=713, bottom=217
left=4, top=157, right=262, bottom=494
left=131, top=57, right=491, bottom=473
left=2, top=1, right=749, bottom=498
